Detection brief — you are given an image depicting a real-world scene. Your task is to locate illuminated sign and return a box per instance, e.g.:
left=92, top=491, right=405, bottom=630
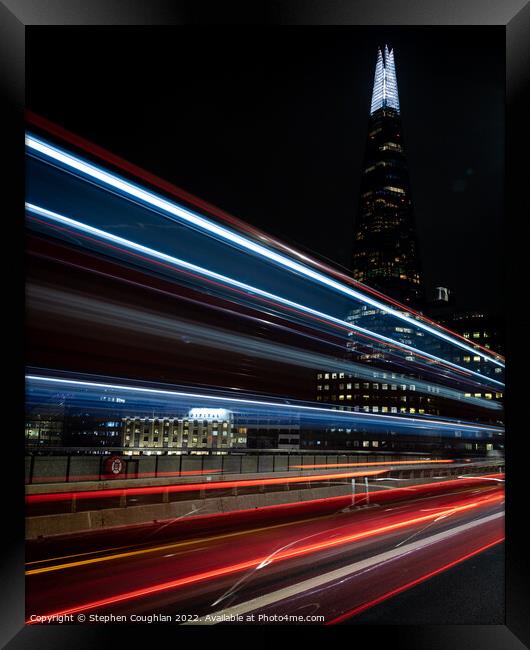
left=188, top=408, right=232, bottom=420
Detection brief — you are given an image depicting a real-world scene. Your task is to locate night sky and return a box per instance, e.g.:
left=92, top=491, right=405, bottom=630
left=27, top=26, right=504, bottom=312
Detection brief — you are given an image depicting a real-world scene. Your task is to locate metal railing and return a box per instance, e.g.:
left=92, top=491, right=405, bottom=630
left=25, top=446, right=444, bottom=485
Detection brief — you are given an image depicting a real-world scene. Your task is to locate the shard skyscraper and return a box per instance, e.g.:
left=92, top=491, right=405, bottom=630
left=352, top=45, right=424, bottom=308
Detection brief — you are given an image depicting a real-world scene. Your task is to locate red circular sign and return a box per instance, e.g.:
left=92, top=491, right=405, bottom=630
left=104, top=455, right=124, bottom=476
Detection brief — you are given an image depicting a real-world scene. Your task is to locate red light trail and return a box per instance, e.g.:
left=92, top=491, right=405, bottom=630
left=26, top=469, right=388, bottom=504
left=25, top=111, right=503, bottom=364
left=326, top=536, right=505, bottom=624
left=26, top=489, right=503, bottom=622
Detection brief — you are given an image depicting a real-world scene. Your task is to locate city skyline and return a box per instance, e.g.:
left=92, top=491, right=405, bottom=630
left=27, top=27, right=504, bottom=312
left=23, top=24, right=506, bottom=627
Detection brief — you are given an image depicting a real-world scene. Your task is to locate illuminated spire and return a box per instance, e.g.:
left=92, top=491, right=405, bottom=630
left=370, top=45, right=400, bottom=114
left=370, top=48, right=385, bottom=114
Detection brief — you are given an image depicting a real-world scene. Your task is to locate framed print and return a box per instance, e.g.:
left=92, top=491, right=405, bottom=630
left=1, top=1, right=528, bottom=648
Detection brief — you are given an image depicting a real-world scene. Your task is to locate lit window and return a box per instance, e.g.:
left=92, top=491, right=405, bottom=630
left=380, top=142, right=403, bottom=152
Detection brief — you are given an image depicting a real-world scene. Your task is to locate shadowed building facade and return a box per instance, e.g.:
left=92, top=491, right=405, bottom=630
left=311, top=47, right=498, bottom=454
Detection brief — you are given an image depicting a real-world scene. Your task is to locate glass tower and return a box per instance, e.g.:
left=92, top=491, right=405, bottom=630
left=352, top=45, right=423, bottom=308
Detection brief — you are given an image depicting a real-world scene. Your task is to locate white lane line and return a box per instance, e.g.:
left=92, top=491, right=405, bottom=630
left=185, top=510, right=503, bottom=625
left=457, top=476, right=505, bottom=482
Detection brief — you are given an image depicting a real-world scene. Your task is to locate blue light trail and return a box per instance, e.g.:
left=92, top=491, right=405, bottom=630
left=26, top=202, right=504, bottom=391
left=26, top=374, right=504, bottom=440
left=25, top=134, right=504, bottom=368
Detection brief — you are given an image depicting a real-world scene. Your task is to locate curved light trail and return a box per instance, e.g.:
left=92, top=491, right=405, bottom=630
left=26, top=134, right=504, bottom=368
left=25, top=204, right=505, bottom=389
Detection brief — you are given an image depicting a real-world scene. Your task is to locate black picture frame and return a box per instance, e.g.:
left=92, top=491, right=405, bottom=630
left=2, top=1, right=528, bottom=647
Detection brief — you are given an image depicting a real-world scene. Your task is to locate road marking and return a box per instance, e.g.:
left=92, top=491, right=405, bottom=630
left=185, top=510, right=504, bottom=624
left=25, top=512, right=340, bottom=576
left=26, top=482, right=500, bottom=574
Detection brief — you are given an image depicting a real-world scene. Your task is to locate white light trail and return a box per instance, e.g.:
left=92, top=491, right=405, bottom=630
left=26, top=375, right=504, bottom=435
left=25, top=202, right=504, bottom=388
left=25, top=134, right=504, bottom=368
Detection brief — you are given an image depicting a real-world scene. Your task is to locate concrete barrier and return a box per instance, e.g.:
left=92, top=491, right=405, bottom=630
left=31, top=456, right=69, bottom=483
left=25, top=460, right=504, bottom=495
left=273, top=456, right=288, bottom=472
left=157, top=455, right=182, bottom=475
left=25, top=484, right=353, bottom=539
left=241, top=456, right=258, bottom=473
left=221, top=456, right=242, bottom=474
left=27, top=510, right=104, bottom=539
left=69, top=456, right=101, bottom=481
left=255, top=455, right=271, bottom=472
left=25, top=462, right=503, bottom=539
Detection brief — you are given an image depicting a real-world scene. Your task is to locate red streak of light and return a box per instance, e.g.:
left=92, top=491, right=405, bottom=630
left=25, top=111, right=503, bottom=363
left=325, top=536, right=505, bottom=624
left=25, top=470, right=388, bottom=504
left=26, top=491, right=503, bottom=622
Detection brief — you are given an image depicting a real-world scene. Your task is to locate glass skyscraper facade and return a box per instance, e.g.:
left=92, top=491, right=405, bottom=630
left=353, top=45, right=423, bottom=308
left=312, top=46, right=499, bottom=454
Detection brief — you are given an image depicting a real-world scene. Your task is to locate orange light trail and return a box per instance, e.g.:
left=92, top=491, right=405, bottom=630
left=26, top=490, right=503, bottom=622
left=26, top=469, right=388, bottom=504
left=291, top=459, right=455, bottom=469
